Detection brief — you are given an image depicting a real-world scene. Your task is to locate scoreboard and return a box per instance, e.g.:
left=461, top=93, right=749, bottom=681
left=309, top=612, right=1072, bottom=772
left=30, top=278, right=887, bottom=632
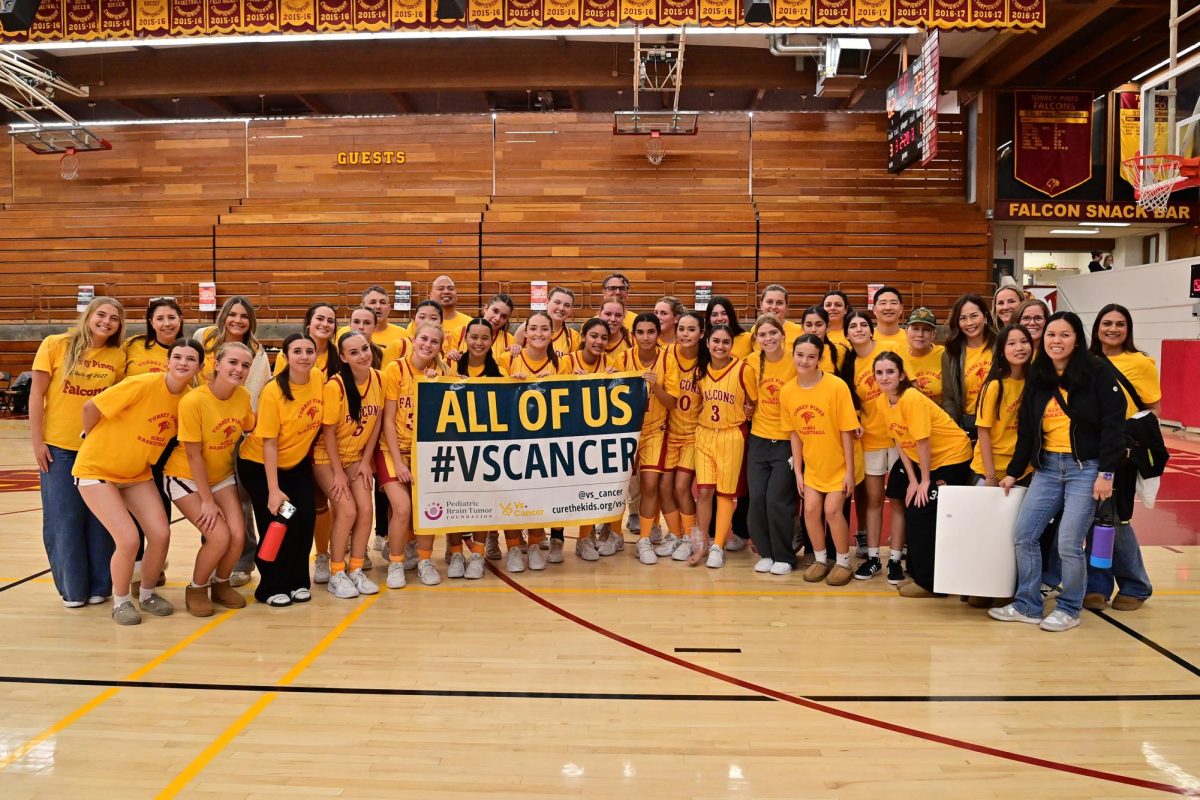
left=887, top=32, right=939, bottom=174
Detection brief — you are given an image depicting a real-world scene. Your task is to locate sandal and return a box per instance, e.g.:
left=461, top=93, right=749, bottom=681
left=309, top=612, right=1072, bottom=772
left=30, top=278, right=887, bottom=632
left=265, top=593, right=292, bottom=607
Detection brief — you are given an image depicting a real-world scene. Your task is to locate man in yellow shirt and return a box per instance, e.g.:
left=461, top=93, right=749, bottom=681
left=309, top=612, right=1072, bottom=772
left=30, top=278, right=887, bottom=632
left=598, top=273, right=641, bottom=330
left=337, top=285, right=409, bottom=350
left=411, top=275, right=472, bottom=348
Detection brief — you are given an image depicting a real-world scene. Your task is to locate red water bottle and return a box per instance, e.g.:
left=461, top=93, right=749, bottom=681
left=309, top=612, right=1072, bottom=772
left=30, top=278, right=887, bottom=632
left=259, top=500, right=296, bottom=562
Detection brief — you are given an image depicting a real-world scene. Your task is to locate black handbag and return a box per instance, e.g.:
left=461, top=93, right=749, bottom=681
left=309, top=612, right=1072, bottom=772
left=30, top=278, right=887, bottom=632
left=1102, top=357, right=1169, bottom=479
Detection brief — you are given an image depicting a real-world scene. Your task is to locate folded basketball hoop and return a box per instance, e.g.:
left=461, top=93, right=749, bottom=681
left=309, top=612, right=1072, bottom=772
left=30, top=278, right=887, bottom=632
left=59, top=148, right=80, bottom=181
left=645, top=131, right=666, bottom=166
left=1124, top=154, right=1185, bottom=213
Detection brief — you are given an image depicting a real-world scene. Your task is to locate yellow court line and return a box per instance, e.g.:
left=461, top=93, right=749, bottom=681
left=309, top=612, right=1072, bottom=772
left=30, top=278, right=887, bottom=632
left=155, top=593, right=380, bottom=799
left=0, top=610, right=239, bottom=772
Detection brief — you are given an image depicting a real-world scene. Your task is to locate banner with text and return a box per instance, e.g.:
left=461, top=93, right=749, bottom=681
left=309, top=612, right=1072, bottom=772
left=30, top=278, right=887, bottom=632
left=412, top=373, right=646, bottom=534
left=1014, top=90, right=1093, bottom=198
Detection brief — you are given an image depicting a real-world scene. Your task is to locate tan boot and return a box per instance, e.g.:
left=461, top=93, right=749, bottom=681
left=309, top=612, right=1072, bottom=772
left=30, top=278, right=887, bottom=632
left=1083, top=592, right=1108, bottom=610
left=185, top=584, right=214, bottom=617
left=1111, top=594, right=1145, bottom=611
left=210, top=579, right=247, bottom=609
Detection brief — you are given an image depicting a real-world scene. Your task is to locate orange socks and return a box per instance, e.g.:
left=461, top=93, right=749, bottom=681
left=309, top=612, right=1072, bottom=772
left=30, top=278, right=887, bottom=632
left=638, top=515, right=654, bottom=539
left=467, top=538, right=485, bottom=556
left=681, top=512, right=697, bottom=533
left=713, top=497, right=735, bottom=548
left=330, top=561, right=346, bottom=575
left=664, top=510, right=682, bottom=536
left=505, top=532, right=522, bottom=548
left=349, top=557, right=364, bottom=572
left=417, top=548, right=432, bottom=561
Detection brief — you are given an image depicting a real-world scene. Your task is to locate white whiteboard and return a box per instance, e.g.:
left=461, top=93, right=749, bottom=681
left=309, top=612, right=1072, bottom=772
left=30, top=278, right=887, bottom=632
left=934, top=485, right=1027, bottom=598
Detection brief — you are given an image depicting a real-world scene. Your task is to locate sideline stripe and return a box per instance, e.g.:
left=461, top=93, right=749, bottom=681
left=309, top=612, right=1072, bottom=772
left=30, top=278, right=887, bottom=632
left=1088, top=609, right=1200, bottom=679
left=0, top=568, right=50, bottom=593
left=488, top=563, right=1200, bottom=797
left=155, top=593, right=379, bottom=799
left=0, top=506, right=40, bottom=517
left=0, top=610, right=238, bottom=772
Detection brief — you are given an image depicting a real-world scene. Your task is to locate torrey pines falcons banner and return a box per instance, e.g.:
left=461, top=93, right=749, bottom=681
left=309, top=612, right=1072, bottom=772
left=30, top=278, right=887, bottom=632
left=413, top=373, right=646, bottom=534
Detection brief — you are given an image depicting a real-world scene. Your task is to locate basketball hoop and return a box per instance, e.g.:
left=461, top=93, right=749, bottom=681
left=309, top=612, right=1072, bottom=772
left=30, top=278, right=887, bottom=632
left=645, top=131, right=666, bottom=166
left=1124, top=154, right=1184, bottom=213
left=59, top=148, right=80, bottom=181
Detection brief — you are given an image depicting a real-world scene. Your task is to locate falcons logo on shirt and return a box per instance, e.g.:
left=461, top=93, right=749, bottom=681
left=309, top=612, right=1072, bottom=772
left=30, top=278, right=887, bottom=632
left=800, top=410, right=817, bottom=423
left=157, top=420, right=172, bottom=434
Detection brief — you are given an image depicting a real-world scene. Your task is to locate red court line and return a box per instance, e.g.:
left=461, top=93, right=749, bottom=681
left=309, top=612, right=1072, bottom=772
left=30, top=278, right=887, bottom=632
left=488, top=564, right=1199, bottom=797
left=0, top=507, right=39, bottom=517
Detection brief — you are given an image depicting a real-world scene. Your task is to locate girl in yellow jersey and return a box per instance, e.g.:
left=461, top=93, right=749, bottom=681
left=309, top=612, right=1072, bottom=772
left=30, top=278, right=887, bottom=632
left=688, top=324, right=757, bottom=568
left=822, top=290, right=852, bottom=349
left=599, top=299, right=633, bottom=358
left=707, top=296, right=752, bottom=359
left=163, top=342, right=256, bottom=617
left=565, top=318, right=614, bottom=377
left=498, top=311, right=566, bottom=569
left=745, top=315, right=799, bottom=574
left=837, top=310, right=902, bottom=582
left=973, top=324, right=1033, bottom=487
left=316, top=332, right=384, bottom=600
left=454, top=293, right=516, bottom=361
left=655, top=311, right=704, bottom=561
left=31, top=297, right=126, bottom=609
left=515, top=286, right=579, bottom=357
left=123, top=298, right=184, bottom=376
left=941, top=293, right=997, bottom=437
left=347, top=306, right=386, bottom=368
left=273, top=302, right=340, bottom=379
left=73, top=339, right=203, bottom=625
left=197, top=296, right=270, bottom=402
left=381, top=324, right=449, bottom=587
left=782, top=334, right=861, bottom=586
left=386, top=302, right=444, bottom=365
left=800, top=306, right=849, bottom=374
left=237, top=333, right=324, bottom=607
left=654, top=296, right=685, bottom=347
left=621, top=313, right=678, bottom=564
left=874, top=351, right=974, bottom=598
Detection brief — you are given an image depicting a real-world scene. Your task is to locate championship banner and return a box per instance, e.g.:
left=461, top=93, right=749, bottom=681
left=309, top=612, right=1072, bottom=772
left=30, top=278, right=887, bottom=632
left=853, top=0, right=889, bottom=25
left=581, top=0, right=618, bottom=25
left=930, top=0, right=968, bottom=27
left=813, top=0, right=851, bottom=25
left=101, top=0, right=137, bottom=37
left=543, top=0, right=581, bottom=26
left=1119, top=91, right=1169, bottom=184
left=1014, top=90, right=1093, bottom=198
left=771, top=0, right=812, bottom=25
left=969, top=0, right=1005, bottom=26
left=412, top=373, right=646, bottom=534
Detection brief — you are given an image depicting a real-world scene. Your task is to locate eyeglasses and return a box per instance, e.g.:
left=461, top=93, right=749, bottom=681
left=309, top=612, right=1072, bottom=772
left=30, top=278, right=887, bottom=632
left=604, top=284, right=629, bottom=292
left=1019, top=315, right=1045, bottom=324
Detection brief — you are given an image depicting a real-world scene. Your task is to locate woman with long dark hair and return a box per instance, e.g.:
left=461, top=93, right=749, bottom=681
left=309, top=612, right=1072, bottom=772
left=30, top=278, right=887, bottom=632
left=941, top=293, right=997, bottom=437
left=706, top=296, right=751, bottom=359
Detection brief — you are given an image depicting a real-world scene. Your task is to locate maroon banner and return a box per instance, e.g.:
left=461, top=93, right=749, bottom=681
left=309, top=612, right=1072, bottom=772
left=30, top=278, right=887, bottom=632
left=505, top=0, right=542, bottom=26
left=659, top=0, right=698, bottom=23
left=814, top=0, right=852, bottom=24
left=969, top=0, right=1005, bottom=25
left=1014, top=90, right=1093, bottom=198
left=930, top=0, right=967, bottom=26
left=28, top=0, right=65, bottom=41
left=893, top=0, right=930, bottom=26
left=100, top=0, right=136, bottom=37
left=243, top=0, right=280, bottom=32
left=1007, top=0, right=1041, bottom=27
left=582, top=0, right=618, bottom=24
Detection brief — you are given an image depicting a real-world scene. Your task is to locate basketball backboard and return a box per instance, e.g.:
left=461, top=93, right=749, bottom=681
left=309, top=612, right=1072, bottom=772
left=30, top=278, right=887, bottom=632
left=613, top=110, right=699, bottom=135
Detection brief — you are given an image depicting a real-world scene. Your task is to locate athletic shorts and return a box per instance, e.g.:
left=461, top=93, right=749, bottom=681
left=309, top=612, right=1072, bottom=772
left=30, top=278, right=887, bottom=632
left=162, top=473, right=237, bottom=502
left=638, top=423, right=669, bottom=473
left=664, top=432, right=696, bottom=474
left=374, top=447, right=410, bottom=487
left=695, top=426, right=748, bottom=498
left=864, top=446, right=899, bottom=477
left=74, top=478, right=139, bottom=489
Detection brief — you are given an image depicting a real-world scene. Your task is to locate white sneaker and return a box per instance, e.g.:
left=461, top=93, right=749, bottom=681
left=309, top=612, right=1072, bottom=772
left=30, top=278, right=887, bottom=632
left=417, top=558, right=441, bottom=586
left=313, top=554, right=331, bottom=584
left=627, top=515, right=641, bottom=534
left=754, top=557, right=774, bottom=573
left=63, top=598, right=86, bottom=608
left=597, top=533, right=623, bottom=557
left=506, top=548, right=525, bottom=573
left=1039, top=609, right=1080, bottom=632
left=649, top=525, right=664, bottom=545
left=539, top=535, right=550, bottom=551
left=769, top=562, right=793, bottom=576
left=362, top=551, right=373, bottom=571
left=988, top=604, right=1042, bottom=624
left=465, top=553, right=485, bottom=580
left=706, top=547, right=725, bottom=569
left=370, top=535, right=387, bottom=555
left=327, top=571, right=359, bottom=599
left=485, top=532, right=502, bottom=561
left=576, top=536, right=600, bottom=561
left=350, top=568, right=379, bottom=595
left=447, top=553, right=466, bottom=579
left=527, top=545, right=547, bottom=571
left=654, top=533, right=681, bottom=557
left=386, top=562, right=407, bottom=589
left=229, top=570, right=251, bottom=587
left=87, top=595, right=107, bottom=605
left=672, top=537, right=693, bottom=562
left=725, top=534, right=747, bottom=552
left=547, top=538, right=565, bottom=563
left=636, top=538, right=658, bottom=565
left=403, top=539, right=418, bottom=571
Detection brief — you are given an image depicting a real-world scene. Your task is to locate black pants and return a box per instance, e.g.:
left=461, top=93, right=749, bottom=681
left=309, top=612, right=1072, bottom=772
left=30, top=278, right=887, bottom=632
left=746, top=435, right=798, bottom=566
left=899, top=459, right=973, bottom=592
left=374, top=486, right=390, bottom=539
left=237, top=456, right=316, bottom=603
left=135, top=461, right=170, bottom=561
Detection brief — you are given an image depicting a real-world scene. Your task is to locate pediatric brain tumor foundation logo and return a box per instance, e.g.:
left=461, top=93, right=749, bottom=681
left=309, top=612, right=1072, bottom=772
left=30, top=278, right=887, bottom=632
left=423, top=502, right=445, bottom=521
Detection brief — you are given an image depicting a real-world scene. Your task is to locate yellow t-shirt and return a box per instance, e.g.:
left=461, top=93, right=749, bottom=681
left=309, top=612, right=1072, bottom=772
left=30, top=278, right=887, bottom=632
left=239, top=376, right=324, bottom=469
left=32, top=333, right=126, bottom=452
left=1106, top=351, right=1161, bottom=419
left=164, top=384, right=256, bottom=484
left=411, top=311, right=471, bottom=351
left=878, top=388, right=973, bottom=470
left=906, top=345, right=946, bottom=407
left=749, top=353, right=798, bottom=440
left=338, top=322, right=410, bottom=350
left=827, top=328, right=849, bottom=349
left=498, top=351, right=564, bottom=379
left=751, top=321, right=805, bottom=353
left=314, top=370, right=384, bottom=466
left=619, top=346, right=673, bottom=434
left=72, top=373, right=187, bottom=483
left=1042, top=388, right=1072, bottom=453
left=873, top=328, right=908, bottom=354
left=851, top=349, right=893, bottom=451
left=698, top=358, right=758, bottom=430
left=963, top=344, right=993, bottom=414
left=971, top=377, right=1027, bottom=478
left=381, top=336, right=413, bottom=367
left=564, top=352, right=610, bottom=374
left=780, top=372, right=863, bottom=493
left=455, top=325, right=515, bottom=362
left=273, top=346, right=330, bottom=378
left=123, top=337, right=170, bottom=377
left=818, top=341, right=848, bottom=375
left=664, top=344, right=701, bottom=439
left=548, top=325, right=580, bottom=358
left=730, top=331, right=754, bottom=359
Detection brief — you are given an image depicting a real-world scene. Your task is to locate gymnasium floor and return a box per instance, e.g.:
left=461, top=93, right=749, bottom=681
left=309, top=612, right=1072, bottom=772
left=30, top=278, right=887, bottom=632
left=0, top=417, right=1198, bottom=799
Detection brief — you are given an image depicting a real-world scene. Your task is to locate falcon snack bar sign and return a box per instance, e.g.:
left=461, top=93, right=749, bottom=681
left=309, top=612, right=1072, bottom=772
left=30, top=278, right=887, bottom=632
left=2, top=0, right=1045, bottom=41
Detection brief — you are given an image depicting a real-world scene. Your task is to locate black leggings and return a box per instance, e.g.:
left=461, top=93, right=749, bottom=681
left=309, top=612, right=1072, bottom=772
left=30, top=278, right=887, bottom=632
left=236, top=456, right=316, bottom=602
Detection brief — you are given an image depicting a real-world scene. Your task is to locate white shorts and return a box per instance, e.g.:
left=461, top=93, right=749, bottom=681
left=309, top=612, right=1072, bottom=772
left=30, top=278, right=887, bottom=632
left=163, top=474, right=237, bottom=502
left=74, top=478, right=138, bottom=489
left=864, top=447, right=899, bottom=477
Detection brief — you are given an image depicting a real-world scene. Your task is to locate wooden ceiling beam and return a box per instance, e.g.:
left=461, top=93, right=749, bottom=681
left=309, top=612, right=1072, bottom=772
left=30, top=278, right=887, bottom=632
left=749, top=87, right=766, bottom=110
left=982, top=0, right=1123, bottom=87
left=388, top=91, right=414, bottom=112
left=568, top=89, right=582, bottom=111
left=949, top=32, right=1018, bottom=88
left=114, top=98, right=159, bottom=117
left=206, top=95, right=240, bottom=115
left=296, top=94, right=332, bottom=114
left=1043, top=9, right=1167, bottom=85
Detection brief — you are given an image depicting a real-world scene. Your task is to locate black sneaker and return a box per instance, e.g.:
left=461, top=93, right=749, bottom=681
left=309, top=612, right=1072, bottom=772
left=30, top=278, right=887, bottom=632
left=854, top=531, right=868, bottom=558
left=854, top=557, right=881, bottom=580
left=887, top=559, right=905, bottom=585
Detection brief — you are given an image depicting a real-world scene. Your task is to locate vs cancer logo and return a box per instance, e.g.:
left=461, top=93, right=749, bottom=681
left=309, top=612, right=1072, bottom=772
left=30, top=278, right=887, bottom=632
left=423, top=502, right=445, bottom=521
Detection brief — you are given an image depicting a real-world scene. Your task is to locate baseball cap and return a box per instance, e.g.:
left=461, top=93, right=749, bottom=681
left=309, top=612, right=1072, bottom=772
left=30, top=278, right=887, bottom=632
left=908, top=307, right=937, bottom=328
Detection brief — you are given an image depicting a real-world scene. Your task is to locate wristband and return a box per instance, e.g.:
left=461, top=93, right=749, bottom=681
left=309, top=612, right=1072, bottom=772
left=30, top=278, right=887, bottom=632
left=1100, top=471, right=1114, bottom=480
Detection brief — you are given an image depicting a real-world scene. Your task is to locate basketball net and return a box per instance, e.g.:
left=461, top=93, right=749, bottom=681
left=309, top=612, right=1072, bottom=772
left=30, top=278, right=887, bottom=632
left=1123, top=153, right=1183, bottom=213
left=645, top=131, right=666, bottom=166
left=59, top=148, right=80, bottom=181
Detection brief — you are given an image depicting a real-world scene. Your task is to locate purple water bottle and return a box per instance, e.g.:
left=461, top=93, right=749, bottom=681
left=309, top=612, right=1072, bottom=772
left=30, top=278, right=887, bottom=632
left=1090, top=499, right=1116, bottom=569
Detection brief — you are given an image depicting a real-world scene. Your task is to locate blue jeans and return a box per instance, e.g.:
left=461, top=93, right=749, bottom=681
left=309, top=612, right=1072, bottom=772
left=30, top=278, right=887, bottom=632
left=1013, top=453, right=1098, bottom=619
left=39, top=445, right=114, bottom=602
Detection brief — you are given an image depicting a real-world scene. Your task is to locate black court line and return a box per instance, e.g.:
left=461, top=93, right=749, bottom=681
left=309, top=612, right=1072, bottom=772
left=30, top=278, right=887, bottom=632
left=0, top=675, right=1198, bottom=703
left=674, top=647, right=742, bottom=653
left=1089, top=609, right=1200, bottom=679
left=0, top=568, right=50, bottom=593
left=1162, top=546, right=1183, bottom=554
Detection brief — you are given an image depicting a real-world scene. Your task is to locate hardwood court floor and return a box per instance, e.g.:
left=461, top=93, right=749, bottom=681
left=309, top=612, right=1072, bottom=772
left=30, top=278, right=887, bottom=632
left=0, top=418, right=1198, bottom=799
